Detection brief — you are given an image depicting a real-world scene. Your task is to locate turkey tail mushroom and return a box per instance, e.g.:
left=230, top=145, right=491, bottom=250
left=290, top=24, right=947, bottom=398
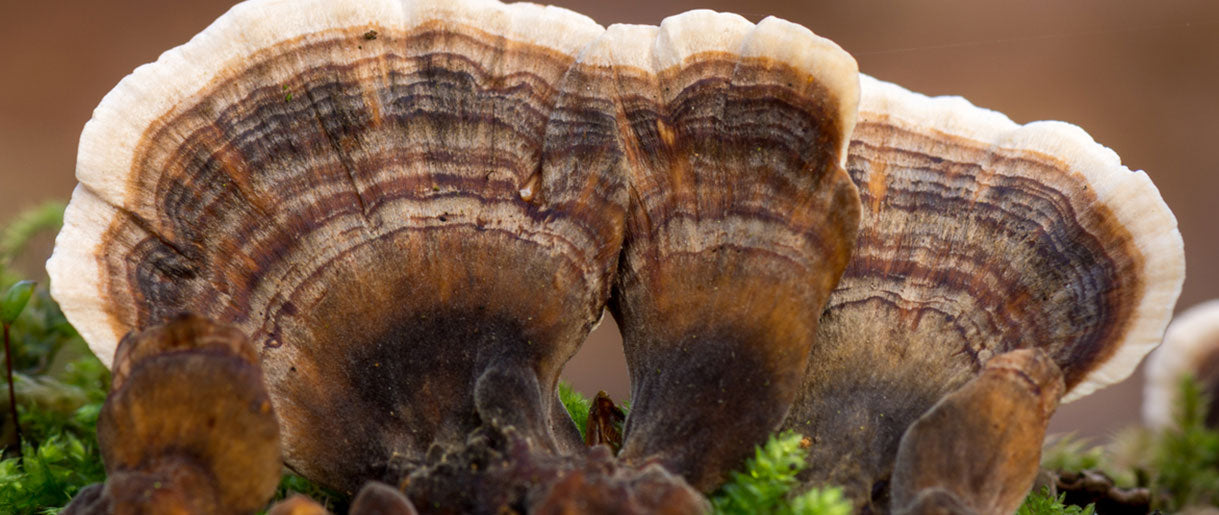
left=890, top=348, right=1065, bottom=515
left=1144, top=300, right=1219, bottom=430
left=601, top=11, right=862, bottom=492
left=47, top=0, right=630, bottom=494
left=48, top=0, right=864, bottom=499
left=63, top=315, right=282, bottom=515
left=47, top=0, right=1182, bottom=509
left=781, top=75, right=1185, bottom=511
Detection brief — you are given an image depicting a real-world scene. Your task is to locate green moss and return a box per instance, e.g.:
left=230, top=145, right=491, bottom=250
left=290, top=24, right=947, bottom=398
left=710, top=431, right=851, bottom=515
left=0, top=284, right=107, bottom=514
left=1149, top=375, right=1219, bottom=511
left=1016, top=487, right=1095, bottom=515
left=558, top=381, right=592, bottom=440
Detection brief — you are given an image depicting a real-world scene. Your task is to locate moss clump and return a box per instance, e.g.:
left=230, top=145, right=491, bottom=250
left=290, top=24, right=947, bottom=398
left=1149, top=375, right=1219, bottom=510
left=709, top=431, right=850, bottom=515
left=558, top=381, right=593, bottom=440
left=1017, top=487, right=1095, bottom=515
left=0, top=202, right=109, bottom=514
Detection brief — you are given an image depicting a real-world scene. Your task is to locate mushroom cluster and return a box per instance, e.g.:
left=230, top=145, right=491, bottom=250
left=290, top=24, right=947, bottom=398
left=48, top=0, right=1184, bottom=513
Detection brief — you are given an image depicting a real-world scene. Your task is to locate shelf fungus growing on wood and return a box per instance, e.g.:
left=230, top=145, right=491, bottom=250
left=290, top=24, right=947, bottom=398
left=63, top=315, right=282, bottom=514
left=600, top=11, right=861, bottom=493
left=1144, top=300, right=1219, bottom=430
left=781, top=75, right=1185, bottom=512
left=48, top=0, right=633, bottom=497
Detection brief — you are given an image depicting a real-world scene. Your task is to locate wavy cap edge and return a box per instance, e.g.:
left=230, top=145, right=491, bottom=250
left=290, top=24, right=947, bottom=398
left=858, top=74, right=1185, bottom=403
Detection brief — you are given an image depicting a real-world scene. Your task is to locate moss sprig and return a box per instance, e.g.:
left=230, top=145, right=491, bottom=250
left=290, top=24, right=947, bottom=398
left=558, top=381, right=593, bottom=440
left=709, top=431, right=850, bottom=515
left=1017, top=487, right=1095, bottom=515
left=1149, top=375, right=1219, bottom=511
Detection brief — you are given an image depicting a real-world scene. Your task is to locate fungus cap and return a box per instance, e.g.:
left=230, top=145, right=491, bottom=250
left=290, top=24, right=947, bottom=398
left=49, top=0, right=628, bottom=492
left=783, top=74, right=1185, bottom=507
left=97, top=317, right=282, bottom=514
left=267, top=495, right=331, bottom=515
left=350, top=482, right=418, bottom=515
left=602, top=10, right=861, bottom=492
left=1144, top=300, right=1219, bottom=429
left=890, top=348, right=1065, bottom=514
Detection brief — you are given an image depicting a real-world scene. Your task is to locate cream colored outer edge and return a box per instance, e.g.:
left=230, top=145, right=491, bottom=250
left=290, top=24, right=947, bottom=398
left=646, top=10, right=858, bottom=167
left=740, top=16, right=859, bottom=167
left=48, top=0, right=856, bottom=368
left=1143, top=300, right=1219, bottom=428
left=595, top=12, right=859, bottom=262
left=47, top=0, right=605, bottom=367
left=858, top=74, right=1185, bottom=403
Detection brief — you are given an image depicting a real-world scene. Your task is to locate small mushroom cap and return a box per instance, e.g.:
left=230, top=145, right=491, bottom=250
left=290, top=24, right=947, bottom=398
left=350, top=482, right=418, bottom=515
left=103, top=467, right=221, bottom=515
left=784, top=74, right=1184, bottom=506
left=267, top=494, right=331, bottom=515
left=98, top=325, right=282, bottom=514
left=110, top=312, right=258, bottom=391
left=532, top=461, right=708, bottom=515
left=60, top=483, right=106, bottom=515
left=1144, top=300, right=1219, bottom=429
left=604, top=11, right=861, bottom=492
left=890, top=349, right=1065, bottom=514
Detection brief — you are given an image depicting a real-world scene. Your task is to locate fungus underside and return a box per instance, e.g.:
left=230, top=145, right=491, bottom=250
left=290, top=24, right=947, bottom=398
left=0, top=207, right=1210, bottom=513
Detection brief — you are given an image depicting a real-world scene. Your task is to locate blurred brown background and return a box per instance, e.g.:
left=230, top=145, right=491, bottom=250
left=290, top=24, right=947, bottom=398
left=1, top=0, right=1216, bottom=440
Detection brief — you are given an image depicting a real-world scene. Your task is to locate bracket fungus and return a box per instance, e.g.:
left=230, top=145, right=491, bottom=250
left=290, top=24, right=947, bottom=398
left=63, top=315, right=282, bottom=514
left=780, top=75, right=1185, bottom=511
left=1145, top=300, right=1219, bottom=430
left=49, top=0, right=633, bottom=495
left=48, top=0, right=855, bottom=506
left=597, top=11, right=860, bottom=492
left=890, top=349, right=1065, bottom=515
left=46, top=0, right=1186, bottom=512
